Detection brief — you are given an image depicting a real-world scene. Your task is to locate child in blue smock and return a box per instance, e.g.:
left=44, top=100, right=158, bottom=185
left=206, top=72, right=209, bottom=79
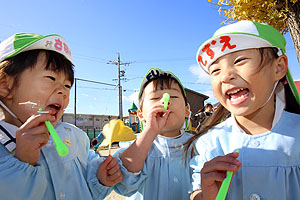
left=186, top=20, right=300, bottom=200
left=0, top=33, right=122, bottom=199
left=115, top=68, right=194, bottom=200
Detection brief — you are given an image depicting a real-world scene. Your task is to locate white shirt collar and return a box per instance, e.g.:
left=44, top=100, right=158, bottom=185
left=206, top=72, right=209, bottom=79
left=0, top=121, right=18, bottom=152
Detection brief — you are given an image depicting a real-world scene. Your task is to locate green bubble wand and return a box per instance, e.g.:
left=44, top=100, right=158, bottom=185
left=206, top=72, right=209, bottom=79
left=39, top=108, right=69, bottom=157
left=163, top=93, right=170, bottom=110
left=216, top=149, right=239, bottom=200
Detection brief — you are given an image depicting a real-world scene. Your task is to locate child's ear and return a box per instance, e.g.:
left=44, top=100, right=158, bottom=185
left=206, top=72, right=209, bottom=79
left=274, top=55, right=288, bottom=80
left=185, top=103, right=191, bottom=118
left=137, top=109, right=146, bottom=122
left=0, top=74, right=14, bottom=98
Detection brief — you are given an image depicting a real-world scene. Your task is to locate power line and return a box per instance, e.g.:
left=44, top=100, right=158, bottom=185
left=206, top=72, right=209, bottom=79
left=73, top=53, right=108, bottom=63
left=76, top=78, right=116, bottom=87
left=72, top=52, right=194, bottom=64
left=74, top=78, right=117, bottom=125
left=134, top=57, right=194, bottom=63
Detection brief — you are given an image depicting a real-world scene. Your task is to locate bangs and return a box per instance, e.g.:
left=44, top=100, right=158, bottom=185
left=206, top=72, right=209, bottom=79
left=152, top=78, right=174, bottom=92
left=4, top=50, right=74, bottom=86
left=43, top=50, right=74, bottom=85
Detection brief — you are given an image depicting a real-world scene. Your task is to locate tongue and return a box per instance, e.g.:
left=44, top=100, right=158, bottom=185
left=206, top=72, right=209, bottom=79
left=45, top=106, right=58, bottom=115
left=230, top=89, right=248, bottom=99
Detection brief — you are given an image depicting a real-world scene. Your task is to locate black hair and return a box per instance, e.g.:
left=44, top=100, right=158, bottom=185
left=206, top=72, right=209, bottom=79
left=0, top=49, right=74, bottom=92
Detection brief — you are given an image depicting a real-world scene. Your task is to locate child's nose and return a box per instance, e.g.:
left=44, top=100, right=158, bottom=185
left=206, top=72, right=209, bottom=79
left=221, top=68, right=236, bottom=83
left=57, top=85, right=67, bottom=99
left=160, top=97, right=171, bottom=105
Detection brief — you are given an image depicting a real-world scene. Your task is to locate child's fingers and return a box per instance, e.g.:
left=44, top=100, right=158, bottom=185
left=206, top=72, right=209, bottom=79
left=202, top=160, right=238, bottom=174
left=16, top=126, right=50, bottom=149
left=20, top=114, right=55, bottom=130
left=107, top=163, right=121, bottom=175
left=201, top=170, right=227, bottom=183
left=106, top=157, right=118, bottom=169
left=17, top=123, right=50, bottom=141
left=148, top=107, right=169, bottom=118
left=227, top=151, right=239, bottom=159
left=202, top=153, right=240, bottom=172
left=107, top=171, right=123, bottom=183
left=99, top=155, right=113, bottom=170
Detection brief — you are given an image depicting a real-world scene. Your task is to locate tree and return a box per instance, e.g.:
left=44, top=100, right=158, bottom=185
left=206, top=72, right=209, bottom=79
left=208, top=0, right=300, bottom=63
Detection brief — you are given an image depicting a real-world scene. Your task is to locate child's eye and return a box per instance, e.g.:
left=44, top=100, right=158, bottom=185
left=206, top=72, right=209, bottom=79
left=170, top=96, right=179, bottom=98
left=234, top=57, right=247, bottom=64
left=65, top=84, right=71, bottom=89
left=210, top=68, right=220, bottom=75
left=150, top=97, right=160, bottom=100
left=46, top=76, right=56, bottom=81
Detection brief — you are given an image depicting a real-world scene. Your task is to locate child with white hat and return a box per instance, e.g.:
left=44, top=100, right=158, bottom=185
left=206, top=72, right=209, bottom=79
left=187, top=20, right=300, bottom=200
left=0, top=33, right=122, bottom=199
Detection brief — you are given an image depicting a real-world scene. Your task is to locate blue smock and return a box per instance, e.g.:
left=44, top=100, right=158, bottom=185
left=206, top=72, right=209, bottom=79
left=0, top=121, right=112, bottom=200
left=190, top=110, right=300, bottom=200
left=115, top=131, right=193, bottom=200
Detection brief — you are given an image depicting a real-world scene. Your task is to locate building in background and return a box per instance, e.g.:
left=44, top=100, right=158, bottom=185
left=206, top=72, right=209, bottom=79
left=185, top=88, right=209, bottom=128
left=62, top=88, right=209, bottom=141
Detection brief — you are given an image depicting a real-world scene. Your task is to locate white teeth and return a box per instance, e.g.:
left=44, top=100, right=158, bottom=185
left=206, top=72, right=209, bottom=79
left=227, top=88, right=244, bottom=95
left=52, top=104, right=60, bottom=108
left=230, top=93, right=249, bottom=101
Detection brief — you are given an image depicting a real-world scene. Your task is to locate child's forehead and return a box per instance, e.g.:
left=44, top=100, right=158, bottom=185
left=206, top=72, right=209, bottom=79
left=212, top=48, right=258, bottom=63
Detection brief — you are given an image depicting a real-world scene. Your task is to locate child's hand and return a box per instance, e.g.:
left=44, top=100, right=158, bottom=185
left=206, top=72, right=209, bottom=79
left=200, top=152, right=241, bottom=200
left=144, top=106, right=169, bottom=135
left=15, top=114, right=55, bottom=166
left=97, top=155, right=123, bottom=187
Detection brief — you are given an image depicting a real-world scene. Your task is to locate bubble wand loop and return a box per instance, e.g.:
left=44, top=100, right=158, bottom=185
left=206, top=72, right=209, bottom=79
left=39, top=108, right=69, bottom=157
left=163, top=93, right=170, bottom=110
left=216, top=149, right=239, bottom=200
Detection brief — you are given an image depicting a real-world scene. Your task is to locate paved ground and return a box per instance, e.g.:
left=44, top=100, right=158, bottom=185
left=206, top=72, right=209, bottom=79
left=104, top=191, right=125, bottom=200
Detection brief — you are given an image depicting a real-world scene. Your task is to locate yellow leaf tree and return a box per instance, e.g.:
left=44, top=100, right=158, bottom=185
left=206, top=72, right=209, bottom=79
left=208, top=0, right=300, bottom=63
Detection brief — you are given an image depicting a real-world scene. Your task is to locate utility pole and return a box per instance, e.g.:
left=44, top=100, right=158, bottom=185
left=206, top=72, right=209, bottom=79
left=107, top=53, right=131, bottom=121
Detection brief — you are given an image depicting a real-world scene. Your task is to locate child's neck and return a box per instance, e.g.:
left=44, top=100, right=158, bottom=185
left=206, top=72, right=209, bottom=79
left=2, top=109, right=22, bottom=127
left=234, top=100, right=275, bottom=135
left=159, top=130, right=181, bottom=138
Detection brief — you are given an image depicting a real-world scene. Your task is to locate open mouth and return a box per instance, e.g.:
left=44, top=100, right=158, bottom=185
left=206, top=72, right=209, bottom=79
left=45, top=103, right=62, bottom=119
left=226, top=88, right=249, bottom=105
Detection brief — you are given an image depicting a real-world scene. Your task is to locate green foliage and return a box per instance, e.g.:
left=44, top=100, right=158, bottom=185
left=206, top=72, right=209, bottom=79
left=208, top=0, right=299, bottom=34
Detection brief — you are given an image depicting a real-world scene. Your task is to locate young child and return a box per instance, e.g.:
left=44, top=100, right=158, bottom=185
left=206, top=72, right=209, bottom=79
left=194, top=103, right=214, bottom=132
left=187, top=20, right=300, bottom=200
left=0, top=33, right=122, bottom=199
left=114, top=68, right=194, bottom=199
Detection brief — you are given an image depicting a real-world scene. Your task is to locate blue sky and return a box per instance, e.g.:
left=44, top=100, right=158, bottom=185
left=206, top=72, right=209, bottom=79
left=1, top=0, right=300, bottom=116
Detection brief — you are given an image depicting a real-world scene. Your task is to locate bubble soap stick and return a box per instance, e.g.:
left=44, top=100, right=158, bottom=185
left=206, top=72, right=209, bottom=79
left=38, top=108, right=69, bottom=157
left=216, top=149, right=240, bottom=200
left=19, top=102, right=69, bottom=157
left=163, top=93, right=170, bottom=110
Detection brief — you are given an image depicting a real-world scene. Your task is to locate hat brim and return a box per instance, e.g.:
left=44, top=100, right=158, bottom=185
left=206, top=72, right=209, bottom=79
left=197, top=33, right=277, bottom=74
left=0, top=33, right=73, bottom=63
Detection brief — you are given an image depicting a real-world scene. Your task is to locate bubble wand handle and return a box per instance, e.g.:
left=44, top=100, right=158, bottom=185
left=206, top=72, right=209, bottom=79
left=163, top=93, right=170, bottom=110
left=216, top=149, right=239, bottom=200
left=44, top=120, right=69, bottom=157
